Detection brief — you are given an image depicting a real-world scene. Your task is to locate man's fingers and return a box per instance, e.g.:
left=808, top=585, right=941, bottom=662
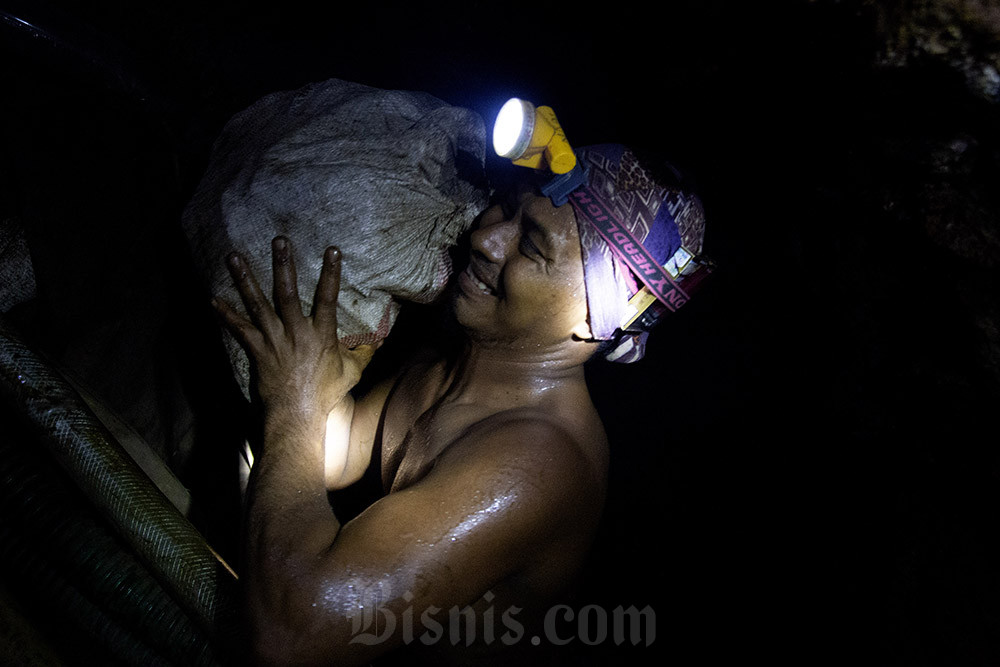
left=211, top=297, right=265, bottom=352
left=272, top=236, right=303, bottom=325
left=226, top=251, right=282, bottom=339
left=312, top=246, right=341, bottom=339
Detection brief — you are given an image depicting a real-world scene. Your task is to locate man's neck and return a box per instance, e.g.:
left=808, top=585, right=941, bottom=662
left=438, top=338, right=589, bottom=411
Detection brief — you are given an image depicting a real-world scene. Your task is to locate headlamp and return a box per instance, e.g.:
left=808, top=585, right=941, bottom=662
left=492, top=97, right=589, bottom=207
left=492, top=98, right=576, bottom=174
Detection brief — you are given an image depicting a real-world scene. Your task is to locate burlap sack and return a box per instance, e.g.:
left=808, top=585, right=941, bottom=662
left=181, top=78, right=487, bottom=399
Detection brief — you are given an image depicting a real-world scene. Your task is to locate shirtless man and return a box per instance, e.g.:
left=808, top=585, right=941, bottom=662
left=213, top=144, right=709, bottom=665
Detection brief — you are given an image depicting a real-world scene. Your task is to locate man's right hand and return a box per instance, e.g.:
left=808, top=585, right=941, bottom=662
left=212, top=236, right=375, bottom=425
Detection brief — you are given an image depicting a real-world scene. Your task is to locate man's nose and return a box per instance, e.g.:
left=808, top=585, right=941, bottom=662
left=470, top=218, right=518, bottom=263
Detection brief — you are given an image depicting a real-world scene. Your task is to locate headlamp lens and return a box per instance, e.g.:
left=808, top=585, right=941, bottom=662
left=493, top=98, right=535, bottom=159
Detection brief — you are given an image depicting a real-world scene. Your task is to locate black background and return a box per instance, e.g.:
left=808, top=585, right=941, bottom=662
left=2, top=1, right=999, bottom=665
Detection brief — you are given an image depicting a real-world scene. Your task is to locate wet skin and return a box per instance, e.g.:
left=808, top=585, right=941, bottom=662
left=214, top=190, right=609, bottom=666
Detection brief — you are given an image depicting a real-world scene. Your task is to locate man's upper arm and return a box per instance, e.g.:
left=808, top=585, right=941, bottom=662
left=329, top=373, right=397, bottom=489
left=269, top=417, right=598, bottom=664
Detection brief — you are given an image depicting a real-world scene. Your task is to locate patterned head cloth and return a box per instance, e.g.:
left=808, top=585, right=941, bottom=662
left=564, top=144, right=711, bottom=363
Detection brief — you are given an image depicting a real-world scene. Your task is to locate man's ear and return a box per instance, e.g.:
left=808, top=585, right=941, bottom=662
left=570, top=319, right=594, bottom=342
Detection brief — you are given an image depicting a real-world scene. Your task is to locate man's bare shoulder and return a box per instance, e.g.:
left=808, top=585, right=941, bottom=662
left=355, top=346, right=444, bottom=416
left=350, top=351, right=445, bottom=446
left=437, top=409, right=607, bottom=513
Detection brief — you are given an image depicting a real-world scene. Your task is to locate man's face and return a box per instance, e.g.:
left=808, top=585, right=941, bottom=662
left=453, top=183, right=592, bottom=348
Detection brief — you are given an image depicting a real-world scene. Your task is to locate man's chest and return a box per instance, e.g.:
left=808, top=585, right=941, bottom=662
left=377, top=373, right=484, bottom=493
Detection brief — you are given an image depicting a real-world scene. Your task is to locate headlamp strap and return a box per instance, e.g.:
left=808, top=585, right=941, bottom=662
left=567, top=188, right=690, bottom=313
left=539, top=162, right=590, bottom=207
left=621, top=257, right=713, bottom=332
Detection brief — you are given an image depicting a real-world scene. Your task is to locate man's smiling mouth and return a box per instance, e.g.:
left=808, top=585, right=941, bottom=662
left=465, top=260, right=498, bottom=296
left=460, top=264, right=497, bottom=297
left=473, top=276, right=493, bottom=295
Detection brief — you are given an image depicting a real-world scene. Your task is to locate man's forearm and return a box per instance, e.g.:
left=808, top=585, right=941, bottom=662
left=244, top=404, right=344, bottom=602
